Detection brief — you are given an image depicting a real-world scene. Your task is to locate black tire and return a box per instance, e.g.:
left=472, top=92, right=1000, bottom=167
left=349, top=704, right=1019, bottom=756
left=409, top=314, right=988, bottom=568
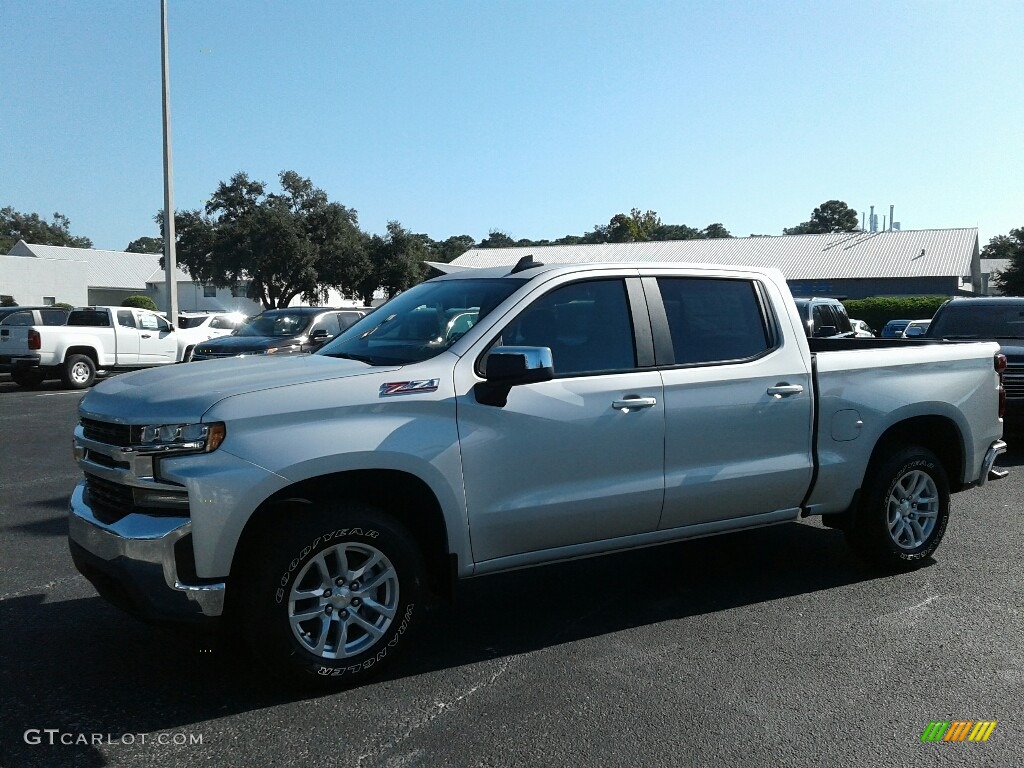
left=11, top=369, right=45, bottom=388
left=846, top=446, right=950, bottom=570
left=61, top=354, right=96, bottom=389
left=182, top=345, right=194, bottom=363
left=236, top=503, right=424, bottom=687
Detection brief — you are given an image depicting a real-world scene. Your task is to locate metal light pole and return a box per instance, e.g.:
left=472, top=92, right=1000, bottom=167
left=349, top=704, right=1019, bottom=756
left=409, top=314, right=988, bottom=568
left=161, top=0, right=179, bottom=322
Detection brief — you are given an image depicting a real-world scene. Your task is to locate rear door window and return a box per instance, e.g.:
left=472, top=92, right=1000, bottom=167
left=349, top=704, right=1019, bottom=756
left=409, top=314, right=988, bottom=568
left=656, top=278, right=772, bottom=364
left=40, top=309, right=67, bottom=326
left=117, top=310, right=136, bottom=328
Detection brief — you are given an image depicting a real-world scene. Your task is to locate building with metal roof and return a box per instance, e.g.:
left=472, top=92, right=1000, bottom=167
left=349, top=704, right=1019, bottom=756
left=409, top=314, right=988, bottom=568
left=1, top=240, right=261, bottom=312
left=436, top=228, right=983, bottom=299
left=1, top=240, right=364, bottom=312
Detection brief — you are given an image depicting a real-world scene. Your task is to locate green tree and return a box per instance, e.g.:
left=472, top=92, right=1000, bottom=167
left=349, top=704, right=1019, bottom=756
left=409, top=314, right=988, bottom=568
left=1, top=207, right=93, bottom=252
left=478, top=230, right=517, bottom=249
left=784, top=200, right=859, bottom=234
left=595, top=208, right=663, bottom=243
left=0, top=295, right=17, bottom=306
left=161, top=171, right=367, bottom=308
left=356, top=221, right=429, bottom=305
left=121, top=294, right=158, bottom=310
left=701, top=223, right=732, bottom=239
left=125, top=236, right=163, bottom=254
left=988, top=228, right=1024, bottom=296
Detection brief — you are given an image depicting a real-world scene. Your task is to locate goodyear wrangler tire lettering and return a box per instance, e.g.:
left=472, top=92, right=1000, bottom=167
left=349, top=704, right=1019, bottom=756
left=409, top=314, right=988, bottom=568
left=238, top=506, right=424, bottom=687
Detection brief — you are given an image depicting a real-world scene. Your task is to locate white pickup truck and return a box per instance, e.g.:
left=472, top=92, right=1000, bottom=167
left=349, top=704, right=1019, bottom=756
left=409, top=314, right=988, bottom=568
left=0, top=306, right=179, bottom=388
left=67, top=260, right=1007, bottom=686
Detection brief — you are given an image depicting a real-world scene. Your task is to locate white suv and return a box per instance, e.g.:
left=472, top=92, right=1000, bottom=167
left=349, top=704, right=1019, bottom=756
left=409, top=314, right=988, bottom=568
left=175, top=312, right=247, bottom=361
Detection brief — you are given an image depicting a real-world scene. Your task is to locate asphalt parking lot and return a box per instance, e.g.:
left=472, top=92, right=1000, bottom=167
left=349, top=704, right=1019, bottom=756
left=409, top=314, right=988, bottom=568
left=1, top=374, right=1022, bottom=768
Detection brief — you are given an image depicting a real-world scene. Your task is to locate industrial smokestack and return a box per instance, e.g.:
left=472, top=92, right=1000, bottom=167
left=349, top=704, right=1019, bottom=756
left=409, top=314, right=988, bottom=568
left=862, top=212, right=866, bottom=231
left=870, top=205, right=875, bottom=232
left=889, top=205, right=894, bottom=231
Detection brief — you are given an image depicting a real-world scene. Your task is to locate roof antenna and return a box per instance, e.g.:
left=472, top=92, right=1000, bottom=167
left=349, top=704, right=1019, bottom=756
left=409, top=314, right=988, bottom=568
left=509, top=254, right=544, bottom=274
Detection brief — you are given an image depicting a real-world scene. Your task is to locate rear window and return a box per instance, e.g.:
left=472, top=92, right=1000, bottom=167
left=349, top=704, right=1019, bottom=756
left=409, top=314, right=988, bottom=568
left=0, top=311, right=33, bottom=326
left=929, top=304, right=1024, bottom=339
left=177, top=316, right=208, bottom=329
left=68, top=310, right=111, bottom=327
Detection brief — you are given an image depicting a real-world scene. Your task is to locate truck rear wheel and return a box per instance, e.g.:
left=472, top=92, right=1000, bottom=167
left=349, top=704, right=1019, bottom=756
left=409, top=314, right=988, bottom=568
left=61, top=354, right=96, bottom=389
left=236, top=503, right=424, bottom=687
left=846, top=446, right=949, bottom=569
left=11, top=369, right=45, bottom=388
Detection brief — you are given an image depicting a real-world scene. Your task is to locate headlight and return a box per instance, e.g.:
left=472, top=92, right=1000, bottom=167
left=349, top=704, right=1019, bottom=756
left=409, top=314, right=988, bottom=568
left=138, top=422, right=226, bottom=453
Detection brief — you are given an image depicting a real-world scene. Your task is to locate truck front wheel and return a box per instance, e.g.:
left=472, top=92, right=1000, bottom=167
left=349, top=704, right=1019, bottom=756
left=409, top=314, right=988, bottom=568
left=846, top=446, right=950, bottom=569
left=236, top=503, right=425, bottom=687
left=61, top=354, right=96, bottom=389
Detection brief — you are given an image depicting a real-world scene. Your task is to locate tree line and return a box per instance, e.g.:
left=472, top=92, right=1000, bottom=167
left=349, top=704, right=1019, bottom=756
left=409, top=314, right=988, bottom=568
left=7, top=182, right=1021, bottom=306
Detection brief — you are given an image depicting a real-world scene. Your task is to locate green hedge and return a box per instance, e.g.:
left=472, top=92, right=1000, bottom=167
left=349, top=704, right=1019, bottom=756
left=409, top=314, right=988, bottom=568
left=841, top=296, right=950, bottom=332
left=121, top=294, right=158, bottom=311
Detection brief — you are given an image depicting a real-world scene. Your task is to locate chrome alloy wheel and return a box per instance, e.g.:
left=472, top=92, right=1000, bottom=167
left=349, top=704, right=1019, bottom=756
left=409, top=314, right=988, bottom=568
left=69, top=361, right=92, bottom=385
left=886, top=469, right=939, bottom=550
left=288, top=542, right=400, bottom=659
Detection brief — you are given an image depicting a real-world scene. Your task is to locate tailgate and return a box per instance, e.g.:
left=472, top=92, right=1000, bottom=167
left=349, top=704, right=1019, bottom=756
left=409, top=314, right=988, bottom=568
left=0, top=326, right=34, bottom=358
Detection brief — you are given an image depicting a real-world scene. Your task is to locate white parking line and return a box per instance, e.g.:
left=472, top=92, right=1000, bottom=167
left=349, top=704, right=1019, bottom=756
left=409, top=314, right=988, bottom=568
left=36, top=391, right=85, bottom=397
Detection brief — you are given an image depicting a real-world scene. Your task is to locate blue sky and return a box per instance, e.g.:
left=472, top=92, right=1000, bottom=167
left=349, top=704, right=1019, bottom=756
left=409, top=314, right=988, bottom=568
left=2, top=1, right=1022, bottom=251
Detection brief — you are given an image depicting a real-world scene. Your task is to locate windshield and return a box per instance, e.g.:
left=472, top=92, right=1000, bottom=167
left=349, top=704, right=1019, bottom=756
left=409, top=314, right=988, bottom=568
left=318, top=277, right=524, bottom=365
left=235, top=312, right=313, bottom=338
left=929, top=304, right=1024, bottom=339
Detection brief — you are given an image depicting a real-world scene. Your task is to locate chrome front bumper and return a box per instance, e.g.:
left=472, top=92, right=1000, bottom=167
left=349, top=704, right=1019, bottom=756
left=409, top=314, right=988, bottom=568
left=68, top=481, right=225, bottom=621
left=978, top=440, right=1008, bottom=486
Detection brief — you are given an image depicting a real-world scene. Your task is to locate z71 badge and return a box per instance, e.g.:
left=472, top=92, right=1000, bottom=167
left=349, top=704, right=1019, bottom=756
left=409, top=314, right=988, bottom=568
left=379, top=379, right=440, bottom=397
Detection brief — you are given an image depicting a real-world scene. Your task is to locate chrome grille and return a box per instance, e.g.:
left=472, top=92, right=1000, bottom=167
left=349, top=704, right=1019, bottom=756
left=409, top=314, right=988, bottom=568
left=84, top=473, right=135, bottom=524
left=1003, top=365, right=1024, bottom=399
left=81, top=418, right=135, bottom=446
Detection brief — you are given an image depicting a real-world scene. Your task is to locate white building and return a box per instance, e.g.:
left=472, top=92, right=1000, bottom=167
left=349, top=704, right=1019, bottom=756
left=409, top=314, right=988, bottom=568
left=1, top=241, right=355, bottom=312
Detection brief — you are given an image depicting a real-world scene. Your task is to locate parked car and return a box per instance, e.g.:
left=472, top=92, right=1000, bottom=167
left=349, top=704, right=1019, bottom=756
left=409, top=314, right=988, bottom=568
left=0, top=305, right=70, bottom=327
left=850, top=319, right=875, bottom=338
left=0, top=306, right=178, bottom=388
left=175, top=311, right=248, bottom=361
left=188, top=307, right=351, bottom=361
left=927, top=297, right=1024, bottom=425
left=68, top=259, right=1006, bottom=687
left=880, top=319, right=912, bottom=338
left=792, top=297, right=855, bottom=338
left=902, top=319, right=932, bottom=338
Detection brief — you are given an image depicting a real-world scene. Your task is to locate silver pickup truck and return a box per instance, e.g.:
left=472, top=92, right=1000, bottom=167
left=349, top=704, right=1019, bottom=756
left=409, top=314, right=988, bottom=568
left=67, top=260, right=1007, bottom=686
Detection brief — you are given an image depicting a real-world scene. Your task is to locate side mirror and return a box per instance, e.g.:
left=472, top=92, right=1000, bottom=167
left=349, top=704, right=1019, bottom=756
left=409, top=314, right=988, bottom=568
left=475, top=346, right=554, bottom=406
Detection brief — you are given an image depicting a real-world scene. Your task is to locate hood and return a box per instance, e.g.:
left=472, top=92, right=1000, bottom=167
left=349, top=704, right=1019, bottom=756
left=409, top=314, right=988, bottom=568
left=79, top=354, right=399, bottom=424
left=194, top=335, right=300, bottom=354
left=996, top=340, right=1024, bottom=362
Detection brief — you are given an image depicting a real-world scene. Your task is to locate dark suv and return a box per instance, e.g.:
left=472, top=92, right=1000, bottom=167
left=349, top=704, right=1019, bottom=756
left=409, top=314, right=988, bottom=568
left=189, top=307, right=356, bottom=361
left=927, top=297, right=1024, bottom=425
left=792, top=297, right=855, bottom=338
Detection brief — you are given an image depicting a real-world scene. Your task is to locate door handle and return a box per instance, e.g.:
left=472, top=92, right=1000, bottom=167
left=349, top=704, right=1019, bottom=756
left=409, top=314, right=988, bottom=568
left=141, top=334, right=152, bottom=339
left=767, top=384, right=803, bottom=398
left=612, top=396, right=658, bottom=411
